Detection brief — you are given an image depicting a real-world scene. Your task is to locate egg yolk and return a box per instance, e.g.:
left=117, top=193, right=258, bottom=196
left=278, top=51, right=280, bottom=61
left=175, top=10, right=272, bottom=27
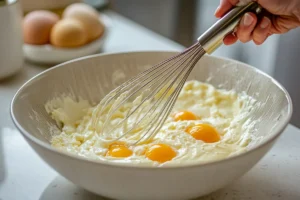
left=145, top=144, right=176, bottom=163
left=173, top=111, right=197, bottom=121
left=106, top=142, right=133, bottom=158
left=186, top=124, right=220, bottom=143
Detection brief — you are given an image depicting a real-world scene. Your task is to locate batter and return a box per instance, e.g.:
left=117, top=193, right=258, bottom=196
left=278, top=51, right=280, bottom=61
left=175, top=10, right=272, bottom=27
left=46, top=80, right=258, bottom=166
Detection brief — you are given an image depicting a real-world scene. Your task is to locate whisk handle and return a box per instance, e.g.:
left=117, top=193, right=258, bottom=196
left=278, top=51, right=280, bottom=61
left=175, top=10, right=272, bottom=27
left=197, top=2, right=262, bottom=54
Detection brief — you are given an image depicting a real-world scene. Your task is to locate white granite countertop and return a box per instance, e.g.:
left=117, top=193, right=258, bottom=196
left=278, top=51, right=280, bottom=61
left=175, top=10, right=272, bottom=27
left=0, top=11, right=300, bottom=200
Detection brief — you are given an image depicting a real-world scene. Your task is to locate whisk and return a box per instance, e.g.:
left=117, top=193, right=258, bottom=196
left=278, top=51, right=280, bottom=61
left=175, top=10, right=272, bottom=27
left=92, top=2, right=262, bottom=144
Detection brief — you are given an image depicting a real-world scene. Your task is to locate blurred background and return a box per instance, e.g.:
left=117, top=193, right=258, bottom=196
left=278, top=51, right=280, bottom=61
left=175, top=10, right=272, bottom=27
left=18, top=0, right=300, bottom=127
left=109, top=0, right=300, bottom=128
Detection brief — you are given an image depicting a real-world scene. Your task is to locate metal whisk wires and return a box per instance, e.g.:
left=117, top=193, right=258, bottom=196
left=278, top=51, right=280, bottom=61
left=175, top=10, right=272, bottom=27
left=90, top=2, right=262, bottom=145
left=91, top=43, right=205, bottom=144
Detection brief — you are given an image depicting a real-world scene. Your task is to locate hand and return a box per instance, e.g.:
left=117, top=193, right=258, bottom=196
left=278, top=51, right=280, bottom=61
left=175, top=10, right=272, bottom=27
left=215, top=0, right=300, bottom=45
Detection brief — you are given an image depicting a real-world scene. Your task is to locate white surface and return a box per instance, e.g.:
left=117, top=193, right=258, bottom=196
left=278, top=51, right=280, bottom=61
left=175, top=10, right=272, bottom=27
left=23, top=15, right=111, bottom=65
left=0, top=10, right=300, bottom=200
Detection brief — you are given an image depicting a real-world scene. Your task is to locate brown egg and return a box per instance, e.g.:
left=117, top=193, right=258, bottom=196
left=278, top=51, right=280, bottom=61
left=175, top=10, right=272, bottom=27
left=63, top=3, right=105, bottom=42
left=50, top=18, right=88, bottom=48
left=23, top=10, right=59, bottom=45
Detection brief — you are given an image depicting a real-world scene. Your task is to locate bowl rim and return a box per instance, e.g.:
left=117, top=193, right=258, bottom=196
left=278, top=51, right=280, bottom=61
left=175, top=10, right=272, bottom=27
left=10, top=50, right=293, bottom=170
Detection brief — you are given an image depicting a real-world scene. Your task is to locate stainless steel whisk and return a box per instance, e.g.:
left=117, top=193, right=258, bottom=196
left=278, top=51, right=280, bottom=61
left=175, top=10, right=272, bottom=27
left=92, top=2, right=262, bottom=144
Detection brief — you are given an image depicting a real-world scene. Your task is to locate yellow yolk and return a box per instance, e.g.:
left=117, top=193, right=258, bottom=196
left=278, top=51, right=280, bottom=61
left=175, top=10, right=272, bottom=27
left=106, top=142, right=133, bottom=158
left=186, top=124, right=220, bottom=143
left=173, top=110, right=197, bottom=121
left=145, top=144, right=176, bottom=163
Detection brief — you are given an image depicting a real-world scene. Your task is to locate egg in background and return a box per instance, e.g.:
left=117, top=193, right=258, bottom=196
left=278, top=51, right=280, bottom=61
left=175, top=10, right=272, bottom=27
left=23, top=10, right=59, bottom=45
left=22, top=3, right=108, bottom=64
left=50, top=18, right=88, bottom=48
left=63, top=3, right=105, bottom=42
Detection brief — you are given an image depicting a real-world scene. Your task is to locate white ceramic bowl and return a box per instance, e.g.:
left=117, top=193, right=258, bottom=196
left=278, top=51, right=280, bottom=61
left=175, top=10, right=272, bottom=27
left=23, top=15, right=111, bottom=64
left=11, top=52, right=292, bottom=200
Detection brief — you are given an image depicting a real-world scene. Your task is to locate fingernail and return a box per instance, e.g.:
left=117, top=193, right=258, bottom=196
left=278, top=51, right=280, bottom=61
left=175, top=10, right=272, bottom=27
left=214, top=6, right=220, bottom=16
left=260, top=17, right=271, bottom=29
left=243, top=13, right=254, bottom=26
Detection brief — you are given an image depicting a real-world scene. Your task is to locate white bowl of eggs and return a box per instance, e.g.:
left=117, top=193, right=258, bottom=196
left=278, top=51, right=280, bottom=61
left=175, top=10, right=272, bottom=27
left=11, top=52, right=292, bottom=200
left=23, top=3, right=109, bottom=64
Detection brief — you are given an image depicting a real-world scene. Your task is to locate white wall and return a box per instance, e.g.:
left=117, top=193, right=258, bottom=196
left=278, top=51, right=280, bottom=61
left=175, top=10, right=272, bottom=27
left=111, top=0, right=179, bottom=39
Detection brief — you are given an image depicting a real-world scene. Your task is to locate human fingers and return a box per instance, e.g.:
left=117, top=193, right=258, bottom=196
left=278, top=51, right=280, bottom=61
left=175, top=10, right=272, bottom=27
left=215, top=0, right=239, bottom=18
left=236, top=12, right=258, bottom=43
left=223, top=33, right=238, bottom=45
left=252, top=16, right=271, bottom=45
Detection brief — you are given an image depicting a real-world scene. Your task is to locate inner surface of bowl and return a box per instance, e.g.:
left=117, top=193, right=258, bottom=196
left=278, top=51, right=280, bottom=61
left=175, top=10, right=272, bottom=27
left=12, top=51, right=292, bottom=164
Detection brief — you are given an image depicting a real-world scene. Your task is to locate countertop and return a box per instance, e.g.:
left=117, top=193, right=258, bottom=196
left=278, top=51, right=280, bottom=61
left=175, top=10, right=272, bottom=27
left=0, top=11, right=300, bottom=200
